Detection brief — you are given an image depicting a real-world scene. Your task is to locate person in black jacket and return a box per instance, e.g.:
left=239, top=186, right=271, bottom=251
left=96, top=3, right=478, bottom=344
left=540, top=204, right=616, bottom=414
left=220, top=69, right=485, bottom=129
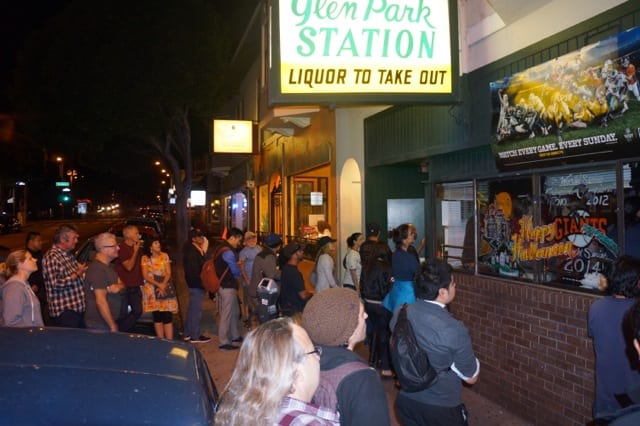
left=182, top=228, right=210, bottom=343
left=360, top=244, right=394, bottom=377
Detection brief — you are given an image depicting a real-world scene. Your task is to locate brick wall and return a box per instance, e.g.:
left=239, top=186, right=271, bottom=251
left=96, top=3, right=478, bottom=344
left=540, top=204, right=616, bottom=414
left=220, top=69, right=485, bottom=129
left=451, top=273, right=599, bottom=425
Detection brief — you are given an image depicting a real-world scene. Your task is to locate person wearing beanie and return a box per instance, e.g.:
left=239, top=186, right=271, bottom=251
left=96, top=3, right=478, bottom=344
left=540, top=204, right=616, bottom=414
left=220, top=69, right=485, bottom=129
left=302, top=288, right=390, bottom=426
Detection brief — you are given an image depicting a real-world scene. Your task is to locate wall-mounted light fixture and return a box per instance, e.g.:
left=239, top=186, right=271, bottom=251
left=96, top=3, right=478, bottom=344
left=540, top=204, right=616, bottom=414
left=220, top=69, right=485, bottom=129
left=419, top=161, right=429, bottom=174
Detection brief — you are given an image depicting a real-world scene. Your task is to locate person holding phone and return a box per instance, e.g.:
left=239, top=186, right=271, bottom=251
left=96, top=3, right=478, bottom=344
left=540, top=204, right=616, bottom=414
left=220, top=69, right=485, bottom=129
left=114, top=225, right=145, bottom=332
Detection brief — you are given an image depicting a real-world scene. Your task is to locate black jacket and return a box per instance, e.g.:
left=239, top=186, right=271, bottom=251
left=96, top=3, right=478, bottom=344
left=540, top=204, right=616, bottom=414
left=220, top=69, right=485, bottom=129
left=361, top=259, right=392, bottom=301
left=183, top=243, right=205, bottom=289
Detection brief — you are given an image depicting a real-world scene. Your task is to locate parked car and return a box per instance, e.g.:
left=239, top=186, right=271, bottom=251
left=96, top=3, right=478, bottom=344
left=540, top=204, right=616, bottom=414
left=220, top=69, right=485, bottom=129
left=0, top=327, right=218, bottom=425
left=125, top=216, right=164, bottom=237
left=0, top=215, right=20, bottom=234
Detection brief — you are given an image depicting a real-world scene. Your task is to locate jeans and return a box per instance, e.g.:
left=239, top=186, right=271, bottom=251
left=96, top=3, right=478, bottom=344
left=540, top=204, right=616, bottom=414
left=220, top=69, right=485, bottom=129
left=117, top=286, right=142, bottom=332
left=365, top=301, right=392, bottom=370
left=397, top=393, right=468, bottom=426
left=184, top=288, right=205, bottom=339
left=53, top=309, right=86, bottom=328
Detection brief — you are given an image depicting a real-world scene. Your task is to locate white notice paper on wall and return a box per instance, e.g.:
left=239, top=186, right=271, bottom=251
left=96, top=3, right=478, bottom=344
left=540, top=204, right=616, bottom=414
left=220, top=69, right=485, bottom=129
left=310, top=192, right=323, bottom=206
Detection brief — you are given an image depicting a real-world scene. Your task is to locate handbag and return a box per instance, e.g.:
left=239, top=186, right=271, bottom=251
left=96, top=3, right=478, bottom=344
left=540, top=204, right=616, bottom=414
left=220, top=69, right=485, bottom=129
left=153, top=274, right=176, bottom=300
left=142, top=275, right=178, bottom=314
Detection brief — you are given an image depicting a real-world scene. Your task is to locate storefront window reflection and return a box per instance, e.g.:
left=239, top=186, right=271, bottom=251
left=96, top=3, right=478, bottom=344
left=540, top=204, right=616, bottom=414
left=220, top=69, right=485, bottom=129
left=540, top=168, right=618, bottom=290
left=476, top=177, right=534, bottom=280
left=617, top=162, right=640, bottom=258
left=436, top=165, right=632, bottom=292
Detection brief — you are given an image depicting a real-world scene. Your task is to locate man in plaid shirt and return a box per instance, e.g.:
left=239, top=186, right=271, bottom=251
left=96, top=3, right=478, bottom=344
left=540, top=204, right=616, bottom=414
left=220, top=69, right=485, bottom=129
left=43, top=224, right=88, bottom=328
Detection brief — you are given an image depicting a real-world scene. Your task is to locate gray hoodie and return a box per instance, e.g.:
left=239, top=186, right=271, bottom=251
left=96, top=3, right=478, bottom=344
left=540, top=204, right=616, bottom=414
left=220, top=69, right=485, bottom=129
left=0, top=277, right=44, bottom=327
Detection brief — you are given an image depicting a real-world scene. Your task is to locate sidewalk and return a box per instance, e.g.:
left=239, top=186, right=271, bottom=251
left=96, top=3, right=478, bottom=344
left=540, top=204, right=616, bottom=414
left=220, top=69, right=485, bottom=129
left=191, top=297, right=533, bottom=426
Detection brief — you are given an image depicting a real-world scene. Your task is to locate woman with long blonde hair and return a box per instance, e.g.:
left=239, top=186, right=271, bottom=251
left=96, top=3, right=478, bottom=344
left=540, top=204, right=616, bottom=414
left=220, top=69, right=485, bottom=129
left=215, top=317, right=338, bottom=425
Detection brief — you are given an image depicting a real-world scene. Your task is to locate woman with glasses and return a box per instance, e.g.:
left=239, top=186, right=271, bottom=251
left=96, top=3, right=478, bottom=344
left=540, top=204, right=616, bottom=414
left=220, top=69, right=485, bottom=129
left=215, top=317, right=339, bottom=425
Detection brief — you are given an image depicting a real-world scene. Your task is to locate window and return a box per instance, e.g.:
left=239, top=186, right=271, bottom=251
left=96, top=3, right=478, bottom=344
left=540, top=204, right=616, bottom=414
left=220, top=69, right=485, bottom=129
left=434, top=182, right=474, bottom=269
left=434, top=162, right=638, bottom=293
left=540, top=167, right=617, bottom=290
left=289, top=176, right=328, bottom=238
left=476, top=177, right=534, bottom=280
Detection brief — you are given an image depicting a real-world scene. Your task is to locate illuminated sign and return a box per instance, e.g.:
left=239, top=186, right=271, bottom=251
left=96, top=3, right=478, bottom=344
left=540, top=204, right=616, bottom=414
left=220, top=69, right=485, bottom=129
left=212, top=120, right=257, bottom=154
left=271, top=0, right=458, bottom=104
left=55, top=181, right=70, bottom=187
left=190, top=190, right=206, bottom=207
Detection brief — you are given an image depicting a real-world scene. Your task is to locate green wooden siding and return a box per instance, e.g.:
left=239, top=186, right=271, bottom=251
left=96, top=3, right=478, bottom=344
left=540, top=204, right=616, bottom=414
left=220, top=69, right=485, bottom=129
left=364, top=105, right=467, bottom=167
left=362, top=1, right=640, bottom=230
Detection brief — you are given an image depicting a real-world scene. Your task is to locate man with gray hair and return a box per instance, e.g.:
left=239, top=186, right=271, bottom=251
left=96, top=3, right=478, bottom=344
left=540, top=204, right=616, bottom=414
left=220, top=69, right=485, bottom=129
left=84, top=233, right=126, bottom=332
left=43, top=224, right=88, bottom=328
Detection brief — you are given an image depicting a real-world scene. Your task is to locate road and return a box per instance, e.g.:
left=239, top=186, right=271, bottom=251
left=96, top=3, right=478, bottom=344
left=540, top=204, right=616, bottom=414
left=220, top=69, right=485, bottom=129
left=0, top=217, right=123, bottom=254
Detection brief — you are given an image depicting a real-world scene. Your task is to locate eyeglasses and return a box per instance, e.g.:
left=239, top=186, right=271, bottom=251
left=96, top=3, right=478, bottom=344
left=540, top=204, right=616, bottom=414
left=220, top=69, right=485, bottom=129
left=101, top=245, right=118, bottom=249
left=306, top=346, right=322, bottom=357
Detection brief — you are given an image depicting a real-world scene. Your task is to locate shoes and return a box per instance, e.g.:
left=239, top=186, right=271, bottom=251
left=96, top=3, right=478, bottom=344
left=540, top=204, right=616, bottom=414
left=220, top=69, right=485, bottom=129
left=231, top=337, right=244, bottom=346
left=219, top=344, right=239, bottom=351
left=190, top=335, right=211, bottom=343
left=183, top=336, right=191, bottom=342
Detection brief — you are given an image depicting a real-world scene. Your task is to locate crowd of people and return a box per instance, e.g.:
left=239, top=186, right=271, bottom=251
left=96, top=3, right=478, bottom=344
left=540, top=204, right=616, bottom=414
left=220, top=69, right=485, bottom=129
left=0, top=224, right=178, bottom=333
left=7, top=219, right=640, bottom=425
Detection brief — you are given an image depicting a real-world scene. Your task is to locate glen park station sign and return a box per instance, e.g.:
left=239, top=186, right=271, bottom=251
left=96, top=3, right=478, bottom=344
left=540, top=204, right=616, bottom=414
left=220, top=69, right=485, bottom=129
left=271, top=0, right=458, bottom=104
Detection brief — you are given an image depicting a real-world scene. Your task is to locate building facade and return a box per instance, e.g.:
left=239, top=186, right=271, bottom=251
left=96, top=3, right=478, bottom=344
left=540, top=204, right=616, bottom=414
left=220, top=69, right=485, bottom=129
left=216, top=1, right=640, bottom=423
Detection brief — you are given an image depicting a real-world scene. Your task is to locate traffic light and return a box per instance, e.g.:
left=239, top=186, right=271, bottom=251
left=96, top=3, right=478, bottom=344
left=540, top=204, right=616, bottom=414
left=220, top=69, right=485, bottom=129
left=58, top=193, right=72, bottom=203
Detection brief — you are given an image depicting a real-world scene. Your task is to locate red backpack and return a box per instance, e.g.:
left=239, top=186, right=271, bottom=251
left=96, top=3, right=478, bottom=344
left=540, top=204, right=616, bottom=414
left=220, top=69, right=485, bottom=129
left=200, top=246, right=230, bottom=293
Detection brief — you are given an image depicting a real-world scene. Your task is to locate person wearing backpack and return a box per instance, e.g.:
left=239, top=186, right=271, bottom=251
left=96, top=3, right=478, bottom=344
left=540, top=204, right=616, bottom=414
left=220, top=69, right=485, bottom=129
left=390, top=259, right=480, bottom=426
left=302, top=288, right=390, bottom=426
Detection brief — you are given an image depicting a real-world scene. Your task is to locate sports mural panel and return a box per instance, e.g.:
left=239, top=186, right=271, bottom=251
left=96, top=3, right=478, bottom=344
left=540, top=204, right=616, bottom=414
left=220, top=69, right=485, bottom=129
left=490, top=26, right=640, bottom=171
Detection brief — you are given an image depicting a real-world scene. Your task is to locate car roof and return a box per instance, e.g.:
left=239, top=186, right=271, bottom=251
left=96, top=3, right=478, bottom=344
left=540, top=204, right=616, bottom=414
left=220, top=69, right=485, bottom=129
left=126, top=217, right=161, bottom=228
left=110, top=222, right=160, bottom=239
left=0, top=327, right=217, bottom=424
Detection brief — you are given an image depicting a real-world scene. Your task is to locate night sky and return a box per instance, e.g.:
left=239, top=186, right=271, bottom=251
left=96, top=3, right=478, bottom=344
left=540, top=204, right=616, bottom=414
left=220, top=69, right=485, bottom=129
left=0, top=1, right=259, bottom=211
left=0, top=1, right=69, bottom=109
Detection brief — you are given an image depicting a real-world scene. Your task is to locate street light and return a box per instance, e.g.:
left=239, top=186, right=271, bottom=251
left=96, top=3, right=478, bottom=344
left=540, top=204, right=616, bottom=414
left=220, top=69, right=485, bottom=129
left=56, top=156, right=64, bottom=180
left=66, top=169, right=78, bottom=185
